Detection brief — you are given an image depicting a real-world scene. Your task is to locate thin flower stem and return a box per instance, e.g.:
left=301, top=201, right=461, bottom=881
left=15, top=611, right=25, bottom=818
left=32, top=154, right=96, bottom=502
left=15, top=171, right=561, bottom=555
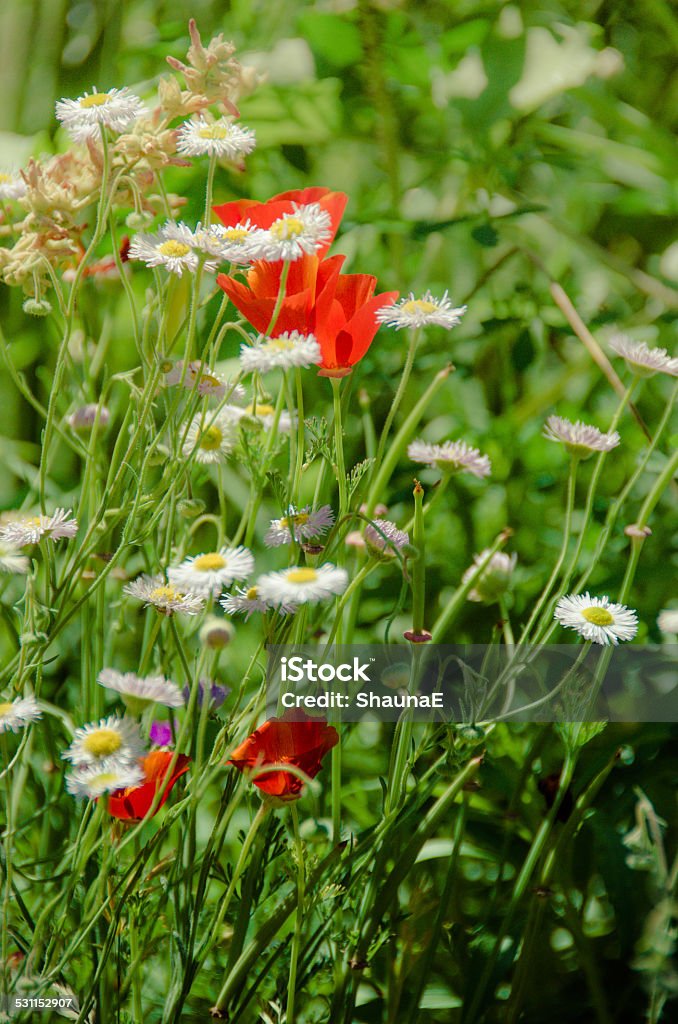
left=204, top=153, right=217, bottom=227
left=286, top=803, right=306, bottom=1024
left=331, top=377, right=348, bottom=519
left=373, top=327, right=420, bottom=476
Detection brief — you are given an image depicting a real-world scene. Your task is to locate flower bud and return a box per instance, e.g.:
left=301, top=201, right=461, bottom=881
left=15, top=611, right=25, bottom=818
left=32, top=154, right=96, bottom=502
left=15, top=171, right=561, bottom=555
left=23, top=297, right=52, bottom=317
left=200, top=616, right=234, bottom=649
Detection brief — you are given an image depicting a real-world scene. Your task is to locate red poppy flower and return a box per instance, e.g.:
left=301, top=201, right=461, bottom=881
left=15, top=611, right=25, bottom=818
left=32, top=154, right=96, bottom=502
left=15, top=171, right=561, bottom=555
left=108, top=750, right=190, bottom=821
left=213, top=187, right=347, bottom=260
left=218, top=254, right=398, bottom=376
left=228, top=710, right=338, bottom=801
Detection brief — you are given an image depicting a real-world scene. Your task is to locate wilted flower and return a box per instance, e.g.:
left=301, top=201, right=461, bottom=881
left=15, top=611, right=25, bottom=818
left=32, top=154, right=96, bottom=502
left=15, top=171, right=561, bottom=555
left=376, top=291, right=466, bottom=330
left=364, top=520, right=410, bottom=560
left=0, top=696, right=42, bottom=734
left=554, top=593, right=638, bottom=645
left=66, top=404, right=111, bottom=431
left=462, top=549, right=517, bottom=603
left=408, top=439, right=491, bottom=478
left=163, top=360, right=244, bottom=402
left=543, top=416, right=620, bottom=458
left=0, top=508, right=78, bottom=546
left=264, top=505, right=334, bottom=547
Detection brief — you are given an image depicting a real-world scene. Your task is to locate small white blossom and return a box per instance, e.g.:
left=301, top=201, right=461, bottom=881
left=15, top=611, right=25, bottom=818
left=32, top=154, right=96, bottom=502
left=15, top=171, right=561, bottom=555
left=0, top=539, right=30, bottom=574
left=543, top=416, right=620, bottom=458
left=66, top=759, right=145, bottom=800
left=62, top=716, right=146, bottom=766
left=220, top=584, right=290, bottom=619
left=256, top=564, right=348, bottom=607
left=408, top=439, right=491, bottom=478
left=609, top=333, right=678, bottom=378
left=56, top=86, right=146, bottom=141
left=657, top=609, right=678, bottom=635
left=0, top=170, right=26, bottom=200
left=177, top=116, right=256, bottom=159
left=376, top=291, right=467, bottom=331
left=364, top=520, right=410, bottom=560
left=163, top=360, right=244, bottom=402
left=128, top=223, right=217, bottom=276
left=264, top=506, right=334, bottom=548
left=0, top=696, right=42, bottom=734
left=462, top=550, right=517, bottom=603
left=554, top=593, right=638, bottom=645
left=227, top=402, right=294, bottom=433
left=192, top=220, right=267, bottom=264
left=98, top=669, right=184, bottom=709
left=123, top=574, right=205, bottom=616
left=168, top=546, right=255, bottom=598
left=240, top=332, right=322, bottom=374
left=0, top=508, right=78, bottom=546
left=258, top=203, right=332, bottom=262
left=182, top=410, right=239, bottom=464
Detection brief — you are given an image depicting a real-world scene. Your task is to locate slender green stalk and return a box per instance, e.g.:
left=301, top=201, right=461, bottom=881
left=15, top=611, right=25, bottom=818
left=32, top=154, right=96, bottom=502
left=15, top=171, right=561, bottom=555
left=286, top=803, right=306, bottom=1024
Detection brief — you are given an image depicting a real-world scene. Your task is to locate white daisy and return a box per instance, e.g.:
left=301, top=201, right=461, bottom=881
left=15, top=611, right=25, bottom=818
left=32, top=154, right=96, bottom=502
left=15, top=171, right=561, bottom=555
left=657, top=609, right=678, bottom=635
left=408, top=439, right=491, bottom=478
left=0, top=508, right=78, bottom=546
left=220, top=585, right=291, bottom=619
left=62, top=715, right=146, bottom=766
left=609, top=333, right=678, bottom=378
left=376, top=291, right=467, bottom=331
left=182, top=410, right=239, bottom=464
left=66, top=759, right=145, bottom=800
left=55, top=86, right=146, bottom=142
left=258, top=203, right=332, bottom=262
left=98, top=669, right=184, bottom=710
left=240, top=331, right=322, bottom=374
left=66, top=404, right=111, bottom=431
left=176, top=116, right=256, bottom=159
left=0, top=170, right=26, bottom=200
left=128, top=222, right=217, bottom=276
left=168, top=546, right=255, bottom=597
left=192, top=220, right=267, bottom=265
left=364, top=519, right=410, bottom=559
left=227, top=402, right=294, bottom=432
left=256, top=564, right=348, bottom=607
left=0, top=695, right=42, bottom=734
left=554, top=593, right=639, bottom=645
left=264, top=505, right=334, bottom=548
left=462, top=549, right=517, bottom=604
left=123, top=574, right=205, bottom=616
left=0, top=539, right=30, bottom=574
left=163, top=360, right=245, bottom=402
left=543, top=416, right=620, bottom=458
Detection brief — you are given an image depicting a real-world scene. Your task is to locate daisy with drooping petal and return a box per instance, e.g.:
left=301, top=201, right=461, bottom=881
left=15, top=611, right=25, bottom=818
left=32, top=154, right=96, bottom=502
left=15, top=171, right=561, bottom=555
left=554, top=593, right=639, bottom=645
left=462, top=550, right=517, bottom=604
left=123, top=574, right=205, bottom=616
left=364, top=519, right=410, bottom=560
left=264, top=506, right=334, bottom=548
left=240, top=332, right=322, bottom=374
left=128, top=223, right=217, bottom=276
left=408, top=440, right=491, bottom=478
left=0, top=696, right=42, bottom=734
left=258, top=203, right=332, bottom=262
left=657, top=609, right=678, bottom=635
left=226, top=402, right=294, bottom=433
left=0, top=540, right=30, bottom=574
left=98, top=669, right=184, bottom=710
left=62, top=716, right=146, bottom=766
left=66, top=759, right=145, bottom=800
left=257, top=564, right=348, bottom=607
left=543, top=416, right=620, bottom=458
left=181, top=410, right=239, bottom=464
left=177, top=116, right=256, bottom=159
left=0, top=508, right=78, bottom=546
left=67, top=404, right=111, bottom=431
left=163, top=360, right=245, bottom=402
left=609, top=333, right=678, bottom=378
left=0, top=171, right=26, bottom=200
left=221, top=585, right=293, bottom=619
left=376, top=291, right=467, bottom=331
left=55, top=86, right=146, bottom=141
left=168, top=546, right=255, bottom=597
left=192, top=221, right=266, bottom=265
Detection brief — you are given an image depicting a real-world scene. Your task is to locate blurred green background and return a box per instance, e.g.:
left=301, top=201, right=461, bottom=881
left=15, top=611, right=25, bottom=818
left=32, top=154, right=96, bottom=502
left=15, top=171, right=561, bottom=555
left=0, top=0, right=676, bottom=640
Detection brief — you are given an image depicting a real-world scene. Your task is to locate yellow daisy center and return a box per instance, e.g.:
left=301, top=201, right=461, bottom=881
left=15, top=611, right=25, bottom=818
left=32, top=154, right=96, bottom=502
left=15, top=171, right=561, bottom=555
left=93, top=772, right=119, bottom=787
left=246, top=586, right=259, bottom=600
left=0, top=173, right=11, bottom=184
left=582, top=606, right=614, bottom=626
left=286, top=568, right=318, bottom=584
left=402, top=299, right=438, bottom=314
left=79, top=93, right=110, bottom=108
left=0, top=702, right=14, bottom=717
left=150, top=585, right=180, bottom=604
left=280, top=513, right=310, bottom=529
left=223, top=227, right=248, bottom=242
left=270, top=216, right=304, bottom=241
left=268, top=338, right=296, bottom=351
left=157, top=240, right=191, bottom=258
left=194, top=553, right=226, bottom=572
left=201, top=372, right=221, bottom=387
left=246, top=403, right=274, bottom=417
left=82, top=728, right=122, bottom=757
left=198, top=425, right=223, bottom=450
left=198, top=124, right=230, bottom=140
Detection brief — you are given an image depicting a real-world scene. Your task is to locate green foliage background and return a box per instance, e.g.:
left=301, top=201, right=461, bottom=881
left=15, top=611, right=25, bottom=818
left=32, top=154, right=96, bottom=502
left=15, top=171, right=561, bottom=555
left=0, top=2, right=677, bottom=1022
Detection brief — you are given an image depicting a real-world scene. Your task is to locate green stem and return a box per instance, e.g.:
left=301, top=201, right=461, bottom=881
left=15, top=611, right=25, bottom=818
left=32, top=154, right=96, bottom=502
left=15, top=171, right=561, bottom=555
left=286, top=803, right=306, bottom=1024
left=373, top=327, right=420, bottom=476
left=331, top=377, right=348, bottom=518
